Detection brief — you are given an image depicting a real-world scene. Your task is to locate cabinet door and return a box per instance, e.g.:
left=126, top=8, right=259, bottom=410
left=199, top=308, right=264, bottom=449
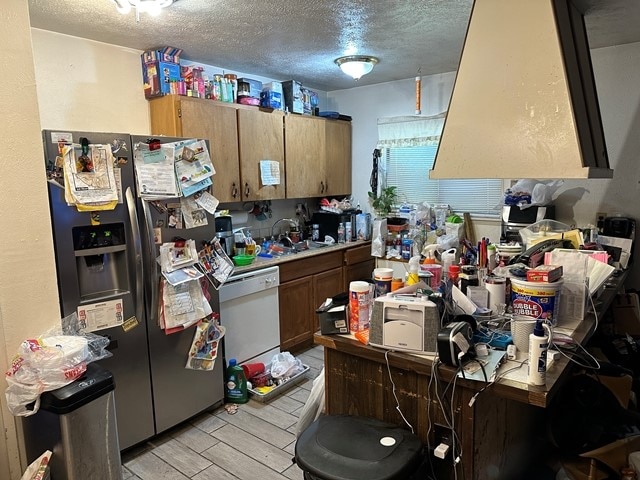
left=343, top=259, right=375, bottom=292
left=284, top=115, right=326, bottom=198
left=279, top=276, right=314, bottom=352
left=180, top=98, right=241, bottom=203
left=237, top=109, right=285, bottom=201
left=313, top=267, right=344, bottom=332
left=325, top=120, right=352, bottom=196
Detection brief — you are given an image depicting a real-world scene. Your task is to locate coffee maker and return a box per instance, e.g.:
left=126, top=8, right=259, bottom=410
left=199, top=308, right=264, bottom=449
left=215, top=216, right=234, bottom=257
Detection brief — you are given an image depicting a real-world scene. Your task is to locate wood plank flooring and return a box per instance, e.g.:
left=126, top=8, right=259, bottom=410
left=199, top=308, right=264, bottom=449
left=121, top=346, right=324, bottom=480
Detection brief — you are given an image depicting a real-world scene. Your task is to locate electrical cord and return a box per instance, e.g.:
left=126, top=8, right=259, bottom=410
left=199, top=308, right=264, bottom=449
left=384, top=350, right=415, bottom=434
left=433, top=361, right=463, bottom=480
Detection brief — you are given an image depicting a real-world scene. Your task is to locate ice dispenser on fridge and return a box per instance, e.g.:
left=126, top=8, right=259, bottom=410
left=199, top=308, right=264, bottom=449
left=73, top=223, right=130, bottom=302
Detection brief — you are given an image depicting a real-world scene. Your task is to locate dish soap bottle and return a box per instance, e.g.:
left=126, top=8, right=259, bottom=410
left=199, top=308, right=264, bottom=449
left=528, top=320, right=549, bottom=386
left=225, top=358, right=248, bottom=403
left=337, top=223, right=346, bottom=243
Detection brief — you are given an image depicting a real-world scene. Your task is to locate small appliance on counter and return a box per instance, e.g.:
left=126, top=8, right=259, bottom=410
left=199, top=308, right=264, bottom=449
left=311, top=210, right=359, bottom=242
left=501, top=204, right=555, bottom=243
left=215, top=216, right=234, bottom=257
left=369, top=295, right=440, bottom=354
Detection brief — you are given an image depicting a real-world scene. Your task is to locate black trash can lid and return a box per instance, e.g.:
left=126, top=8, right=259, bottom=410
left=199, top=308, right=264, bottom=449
left=295, top=416, right=423, bottom=480
left=39, top=362, right=115, bottom=415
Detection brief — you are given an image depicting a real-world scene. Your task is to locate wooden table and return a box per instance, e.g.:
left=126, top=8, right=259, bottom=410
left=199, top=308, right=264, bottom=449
left=314, top=272, right=627, bottom=480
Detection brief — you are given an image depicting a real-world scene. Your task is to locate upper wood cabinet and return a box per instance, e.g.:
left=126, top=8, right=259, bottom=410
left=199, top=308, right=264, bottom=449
left=149, top=96, right=241, bottom=203
left=149, top=96, right=350, bottom=202
left=284, top=115, right=352, bottom=199
left=284, top=115, right=326, bottom=198
left=324, top=119, right=352, bottom=197
left=237, top=108, right=285, bottom=201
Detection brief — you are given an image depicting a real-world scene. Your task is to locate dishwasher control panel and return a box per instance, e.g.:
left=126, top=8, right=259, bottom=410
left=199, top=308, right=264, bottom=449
left=219, top=266, right=280, bottom=303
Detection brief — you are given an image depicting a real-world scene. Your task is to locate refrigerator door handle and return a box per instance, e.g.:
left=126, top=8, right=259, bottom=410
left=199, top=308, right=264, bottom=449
left=126, top=187, right=144, bottom=325
left=140, top=197, right=158, bottom=323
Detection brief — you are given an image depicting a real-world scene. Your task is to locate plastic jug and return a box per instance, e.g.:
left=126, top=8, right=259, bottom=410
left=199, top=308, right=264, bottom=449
left=225, top=358, right=248, bottom=404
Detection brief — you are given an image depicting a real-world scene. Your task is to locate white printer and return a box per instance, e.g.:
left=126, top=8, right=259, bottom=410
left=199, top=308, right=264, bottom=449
left=369, top=295, right=440, bottom=354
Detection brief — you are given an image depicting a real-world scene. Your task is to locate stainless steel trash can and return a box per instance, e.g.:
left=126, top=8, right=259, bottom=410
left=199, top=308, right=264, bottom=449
left=22, top=362, right=121, bottom=480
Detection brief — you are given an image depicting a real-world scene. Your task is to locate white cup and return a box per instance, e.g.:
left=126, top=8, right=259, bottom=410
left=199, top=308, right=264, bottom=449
left=510, top=316, right=537, bottom=354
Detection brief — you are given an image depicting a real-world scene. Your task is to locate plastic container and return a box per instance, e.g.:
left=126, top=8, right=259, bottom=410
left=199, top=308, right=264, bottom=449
left=423, top=264, right=442, bottom=289
left=448, top=265, right=461, bottom=284
left=373, top=268, right=393, bottom=297
left=510, top=278, right=563, bottom=326
left=225, top=358, right=248, bottom=404
left=349, top=281, right=372, bottom=332
left=338, top=223, right=346, bottom=243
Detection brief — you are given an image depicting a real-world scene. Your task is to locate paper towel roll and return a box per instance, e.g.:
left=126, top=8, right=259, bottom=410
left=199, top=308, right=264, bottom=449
left=485, top=279, right=506, bottom=314
left=230, top=211, right=249, bottom=225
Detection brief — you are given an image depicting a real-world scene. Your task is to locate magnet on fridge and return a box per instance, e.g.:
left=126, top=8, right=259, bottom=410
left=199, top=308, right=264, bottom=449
left=154, top=227, right=162, bottom=244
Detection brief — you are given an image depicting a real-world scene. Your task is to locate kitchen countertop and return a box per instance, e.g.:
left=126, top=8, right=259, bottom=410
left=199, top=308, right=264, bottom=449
left=230, top=240, right=371, bottom=275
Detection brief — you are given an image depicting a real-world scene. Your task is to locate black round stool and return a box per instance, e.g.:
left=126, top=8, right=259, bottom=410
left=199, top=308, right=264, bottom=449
left=295, top=415, right=424, bottom=480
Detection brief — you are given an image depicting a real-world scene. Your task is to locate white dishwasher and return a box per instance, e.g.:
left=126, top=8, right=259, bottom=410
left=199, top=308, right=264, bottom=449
left=219, top=265, right=280, bottom=365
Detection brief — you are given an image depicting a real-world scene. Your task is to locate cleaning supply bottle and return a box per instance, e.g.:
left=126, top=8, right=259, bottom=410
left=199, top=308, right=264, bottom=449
left=406, top=255, right=420, bottom=286
left=528, top=320, right=549, bottom=386
left=225, top=358, right=248, bottom=403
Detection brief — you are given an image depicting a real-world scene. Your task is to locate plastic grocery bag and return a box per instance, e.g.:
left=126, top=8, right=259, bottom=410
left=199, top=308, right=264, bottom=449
left=295, top=368, right=325, bottom=438
left=270, top=352, right=304, bottom=379
left=5, top=313, right=111, bottom=416
left=20, top=450, right=51, bottom=480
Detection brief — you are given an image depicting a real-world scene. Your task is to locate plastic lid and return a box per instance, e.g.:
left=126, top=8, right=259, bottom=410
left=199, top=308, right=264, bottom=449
left=229, top=358, right=237, bottom=367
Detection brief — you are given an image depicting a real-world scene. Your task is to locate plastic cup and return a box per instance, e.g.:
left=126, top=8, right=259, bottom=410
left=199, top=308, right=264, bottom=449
left=424, top=264, right=442, bottom=289
left=241, top=362, right=265, bottom=379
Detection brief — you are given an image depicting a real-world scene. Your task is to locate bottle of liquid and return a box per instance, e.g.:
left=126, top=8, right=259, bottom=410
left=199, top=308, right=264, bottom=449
left=528, top=320, right=549, bottom=386
left=337, top=223, right=346, bottom=243
left=225, top=358, right=248, bottom=403
left=345, top=221, right=352, bottom=242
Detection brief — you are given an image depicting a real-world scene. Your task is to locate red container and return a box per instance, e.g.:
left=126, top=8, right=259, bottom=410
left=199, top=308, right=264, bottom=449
left=241, top=362, right=265, bottom=380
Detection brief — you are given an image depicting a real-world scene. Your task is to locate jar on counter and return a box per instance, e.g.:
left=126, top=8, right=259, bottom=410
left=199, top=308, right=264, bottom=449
left=312, top=224, right=320, bottom=241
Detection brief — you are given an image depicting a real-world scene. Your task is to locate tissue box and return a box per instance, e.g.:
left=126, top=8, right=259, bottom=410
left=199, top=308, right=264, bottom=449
left=317, top=304, right=349, bottom=335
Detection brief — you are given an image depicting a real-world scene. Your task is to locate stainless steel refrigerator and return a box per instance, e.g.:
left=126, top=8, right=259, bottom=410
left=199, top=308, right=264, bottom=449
left=42, top=130, right=224, bottom=450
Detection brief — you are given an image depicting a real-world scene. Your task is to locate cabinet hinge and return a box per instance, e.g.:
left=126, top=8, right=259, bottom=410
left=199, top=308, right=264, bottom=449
left=177, top=107, right=182, bottom=118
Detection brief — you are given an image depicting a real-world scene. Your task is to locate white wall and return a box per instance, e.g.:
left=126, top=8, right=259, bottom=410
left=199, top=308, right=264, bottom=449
left=1, top=7, right=60, bottom=480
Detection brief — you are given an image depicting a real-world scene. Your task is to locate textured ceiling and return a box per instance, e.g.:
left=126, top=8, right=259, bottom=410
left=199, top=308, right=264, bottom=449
left=27, top=0, right=640, bottom=91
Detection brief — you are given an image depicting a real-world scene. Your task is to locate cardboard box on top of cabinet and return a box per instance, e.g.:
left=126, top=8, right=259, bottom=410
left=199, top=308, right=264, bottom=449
left=142, top=61, right=181, bottom=98
left=282, top=80, right=304, bottom=114
left=237, top=78, right=262, bottom=99
left=260, top=90, right=282, bottom=110
left=142, top=46, right=183, bottom=64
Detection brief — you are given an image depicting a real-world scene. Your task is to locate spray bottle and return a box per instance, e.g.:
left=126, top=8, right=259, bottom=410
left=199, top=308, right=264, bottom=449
left=406, top=255, right=421, bottom=286
left=528, top=319, right=551, bottom=386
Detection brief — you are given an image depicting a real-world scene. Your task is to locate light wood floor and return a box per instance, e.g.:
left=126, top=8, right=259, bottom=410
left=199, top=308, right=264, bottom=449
left=121, top=346, right=324, bottom=480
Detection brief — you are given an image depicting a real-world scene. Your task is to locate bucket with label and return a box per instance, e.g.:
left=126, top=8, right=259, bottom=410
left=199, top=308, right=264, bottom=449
left=349, top=281, right=372, bottom=333
left=373, top=268, right=393, bottom=297
left=510, top=278, right=563, bottom=326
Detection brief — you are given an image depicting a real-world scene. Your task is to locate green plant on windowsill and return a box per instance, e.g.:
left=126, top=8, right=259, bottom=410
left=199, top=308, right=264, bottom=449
left=368, top=186, right=398, bottom=218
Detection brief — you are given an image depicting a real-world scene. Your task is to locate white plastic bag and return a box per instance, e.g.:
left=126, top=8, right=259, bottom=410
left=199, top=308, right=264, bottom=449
left=20, top=450, right=51, bottom=480
left=5, top=313, right=111, bottom=416
left=295, top=367, right=325, bottom=437
left=270, top=352, right=304, bottom=379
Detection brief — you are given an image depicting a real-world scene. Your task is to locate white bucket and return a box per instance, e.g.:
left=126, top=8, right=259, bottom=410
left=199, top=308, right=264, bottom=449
left=510, top=278, right=563, bottom=326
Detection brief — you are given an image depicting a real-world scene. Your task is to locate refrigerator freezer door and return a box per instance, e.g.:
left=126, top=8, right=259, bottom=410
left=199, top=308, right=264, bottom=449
left=43, top=130, right=155, bottom=449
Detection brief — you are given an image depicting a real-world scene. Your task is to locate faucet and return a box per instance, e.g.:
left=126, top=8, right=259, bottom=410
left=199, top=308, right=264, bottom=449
left=271, top=218, right=299, bottom=247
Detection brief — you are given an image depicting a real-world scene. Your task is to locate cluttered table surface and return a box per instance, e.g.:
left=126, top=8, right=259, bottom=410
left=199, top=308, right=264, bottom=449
left=315, top=269, right=628, bottom=408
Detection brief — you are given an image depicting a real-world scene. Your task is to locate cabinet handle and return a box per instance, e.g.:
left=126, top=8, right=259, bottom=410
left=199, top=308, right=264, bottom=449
left=320, top=181, right=324, bottom=193
left=244, top=182, right=250, bottom=197
left=231, top=182, right=238, bottom=198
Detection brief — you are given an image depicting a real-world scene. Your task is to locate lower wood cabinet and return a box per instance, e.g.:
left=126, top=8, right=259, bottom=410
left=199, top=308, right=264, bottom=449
left=278, top=244, right=371, bottom=353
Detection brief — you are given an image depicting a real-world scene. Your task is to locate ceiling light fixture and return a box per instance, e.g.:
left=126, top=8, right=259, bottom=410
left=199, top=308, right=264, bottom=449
left=112, top=0, right=175, bottom=18
left=334, top=55, right=379, bottom=80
